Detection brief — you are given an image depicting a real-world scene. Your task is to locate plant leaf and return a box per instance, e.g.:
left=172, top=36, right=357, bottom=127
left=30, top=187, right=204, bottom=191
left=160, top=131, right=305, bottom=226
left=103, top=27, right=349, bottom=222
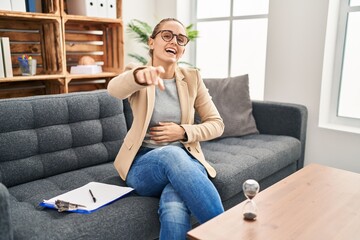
left=126, top=19, right=152, bottom=45
left=186, top=24, right=199, bottom=41
left=128, top=53, right=148, bottom=65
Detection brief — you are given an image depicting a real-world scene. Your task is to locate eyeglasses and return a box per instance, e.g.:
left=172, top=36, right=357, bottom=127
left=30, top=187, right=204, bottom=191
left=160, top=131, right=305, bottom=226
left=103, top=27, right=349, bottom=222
left=153, top=30, right=189, bottom=46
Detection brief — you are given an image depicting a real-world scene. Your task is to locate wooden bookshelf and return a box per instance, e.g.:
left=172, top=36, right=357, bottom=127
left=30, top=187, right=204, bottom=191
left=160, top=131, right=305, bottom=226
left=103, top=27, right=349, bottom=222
left=0, top=0, right=123, bottom=99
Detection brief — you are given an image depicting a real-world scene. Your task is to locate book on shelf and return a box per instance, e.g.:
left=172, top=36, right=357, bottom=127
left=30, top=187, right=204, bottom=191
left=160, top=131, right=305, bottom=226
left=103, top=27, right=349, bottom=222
left=40, top=182, right=134, bottom=214
left=11, top=0, right=26, bottom=12
left=0, top=37, right=13, bottom=78
left=0, top=0, right=26, bottom=12
left=67, top=0, right=117, bottom=19
left=107, top=0, right=116, bottom=18
left=98, top=0, right=107, bottom=18
left=0, top=44, right=4, bottom=78
left=0, top=0, right=12, bottom=11
left=25, top=0, right=42, bottom=13
left=67, top=0, right=98, bottom=17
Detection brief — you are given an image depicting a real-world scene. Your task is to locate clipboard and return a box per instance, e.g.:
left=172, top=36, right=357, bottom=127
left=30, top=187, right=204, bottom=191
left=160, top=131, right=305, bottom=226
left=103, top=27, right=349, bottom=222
left=40, top=182, right=134, bottom=214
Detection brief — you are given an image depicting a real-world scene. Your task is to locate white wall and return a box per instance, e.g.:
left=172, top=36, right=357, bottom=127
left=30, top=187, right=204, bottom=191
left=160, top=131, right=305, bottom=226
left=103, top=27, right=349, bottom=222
left=122, top=0, right=156, bottom=65
left=265, top=0, right=360, bottom=173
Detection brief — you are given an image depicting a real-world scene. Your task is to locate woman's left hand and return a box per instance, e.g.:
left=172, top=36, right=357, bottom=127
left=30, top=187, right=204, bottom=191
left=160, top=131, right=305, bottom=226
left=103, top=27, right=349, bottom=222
left=149, top=122, right=186, bottom=143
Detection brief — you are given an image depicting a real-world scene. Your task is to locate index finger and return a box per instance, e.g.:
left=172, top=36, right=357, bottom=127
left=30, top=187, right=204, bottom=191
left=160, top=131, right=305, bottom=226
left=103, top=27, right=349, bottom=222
left=150, top=125, right=163, bottom=131
left=157, top=78, right=165, bottom=91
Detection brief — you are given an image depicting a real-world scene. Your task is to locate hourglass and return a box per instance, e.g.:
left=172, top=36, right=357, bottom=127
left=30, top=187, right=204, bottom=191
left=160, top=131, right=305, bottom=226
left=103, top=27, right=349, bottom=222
left=242, top=179, right=260, bottom=221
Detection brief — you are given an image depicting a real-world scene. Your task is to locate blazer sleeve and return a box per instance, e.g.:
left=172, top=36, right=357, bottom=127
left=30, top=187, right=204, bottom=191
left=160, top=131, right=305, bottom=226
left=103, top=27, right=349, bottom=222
left=107, top=63, right=147, bottom=100
left=181, top=70, right=224, bottom=142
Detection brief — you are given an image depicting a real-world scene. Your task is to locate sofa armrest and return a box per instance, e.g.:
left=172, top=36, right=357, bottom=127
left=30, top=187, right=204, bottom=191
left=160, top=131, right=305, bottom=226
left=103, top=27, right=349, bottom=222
left=252, top=101, right=308, bottom=169
left=0, top=183, right=12, bottom=240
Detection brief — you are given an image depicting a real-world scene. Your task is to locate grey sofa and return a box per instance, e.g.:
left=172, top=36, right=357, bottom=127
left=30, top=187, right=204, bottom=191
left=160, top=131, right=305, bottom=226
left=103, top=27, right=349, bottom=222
left=0, top=90, right=307, bottom=240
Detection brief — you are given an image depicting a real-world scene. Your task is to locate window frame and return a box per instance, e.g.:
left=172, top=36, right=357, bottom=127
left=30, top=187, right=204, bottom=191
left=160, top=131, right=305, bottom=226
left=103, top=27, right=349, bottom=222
left=192, top=0, right=268, bottom=80
left=319, top=0, right=360, bottom=134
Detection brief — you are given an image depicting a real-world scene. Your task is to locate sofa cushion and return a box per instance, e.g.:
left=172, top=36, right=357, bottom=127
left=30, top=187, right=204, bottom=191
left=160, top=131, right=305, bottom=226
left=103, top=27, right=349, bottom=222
left=8, top=163, right=160, bottom=240
left=0, top=91, right=127, bottom=187
left=202, top=134, right=301, bottom=201
left=203, top=75, right=259, bottom=137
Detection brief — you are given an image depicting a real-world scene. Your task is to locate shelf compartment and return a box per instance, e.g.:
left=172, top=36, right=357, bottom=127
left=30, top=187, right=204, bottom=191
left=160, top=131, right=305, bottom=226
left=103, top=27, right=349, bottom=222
left=0, top=81, right=46, bottom=99
left=0, top=74, right=64, bottom=83
left=0, top=0, right=60, bottom=17
left=64, top=19, right=123, bottom=74
left=0, top=12, right=59, bottom=20
left=68, top=78, right=109, bottom=93
left=0, top=0, right=124, bottom=99
left=0, top=18, right=63, bottom=76
left=0, top=80, right=57, bottom=99
left=66, top=72, right=118, bottom=79
left=63, top=73, right=117, bottom=93
left=62, top=0, right=122, bottom=19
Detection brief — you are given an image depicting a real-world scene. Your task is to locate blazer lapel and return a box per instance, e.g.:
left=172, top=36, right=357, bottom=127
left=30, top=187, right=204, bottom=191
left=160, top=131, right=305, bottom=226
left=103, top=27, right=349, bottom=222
left=175, top=67, right=189, bottom=124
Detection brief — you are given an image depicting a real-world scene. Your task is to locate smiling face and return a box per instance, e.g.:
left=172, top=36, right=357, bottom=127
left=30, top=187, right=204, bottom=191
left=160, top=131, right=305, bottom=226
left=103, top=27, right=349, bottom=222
left=149, top=20, right=187, bottom=67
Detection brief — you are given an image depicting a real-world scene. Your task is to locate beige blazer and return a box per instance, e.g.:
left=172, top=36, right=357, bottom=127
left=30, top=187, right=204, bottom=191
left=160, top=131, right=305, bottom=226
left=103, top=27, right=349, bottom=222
left=107, top=63, right=224, bottom=180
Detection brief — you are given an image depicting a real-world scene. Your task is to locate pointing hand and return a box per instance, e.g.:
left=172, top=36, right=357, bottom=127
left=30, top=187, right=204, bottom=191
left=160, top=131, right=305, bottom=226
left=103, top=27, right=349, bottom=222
left=135, top=66, right=165, bottom=91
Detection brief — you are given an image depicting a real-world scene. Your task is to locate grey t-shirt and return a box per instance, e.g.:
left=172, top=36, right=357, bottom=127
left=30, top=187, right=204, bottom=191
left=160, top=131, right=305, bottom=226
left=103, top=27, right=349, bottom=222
left=142, top=78, right=183, bottom=148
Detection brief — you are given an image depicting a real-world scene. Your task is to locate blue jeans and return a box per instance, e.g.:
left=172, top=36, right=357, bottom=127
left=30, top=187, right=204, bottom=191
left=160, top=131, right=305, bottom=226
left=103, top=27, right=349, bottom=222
left=126, top=146, right=224, bottom=240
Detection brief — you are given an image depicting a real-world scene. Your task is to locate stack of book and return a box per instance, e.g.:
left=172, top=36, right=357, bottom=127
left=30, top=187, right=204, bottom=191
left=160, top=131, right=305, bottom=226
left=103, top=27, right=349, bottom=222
left=0, top=37, right=13, bottom=78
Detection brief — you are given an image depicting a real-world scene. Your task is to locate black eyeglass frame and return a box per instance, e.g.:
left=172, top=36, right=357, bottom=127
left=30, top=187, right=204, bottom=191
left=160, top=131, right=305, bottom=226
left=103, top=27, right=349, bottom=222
left=152, top=30, right=190, bottom=46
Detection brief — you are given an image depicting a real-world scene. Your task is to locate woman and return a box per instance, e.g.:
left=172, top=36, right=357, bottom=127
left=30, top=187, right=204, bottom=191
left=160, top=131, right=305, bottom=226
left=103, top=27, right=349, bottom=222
left=107, top=18, right=224, bottom=240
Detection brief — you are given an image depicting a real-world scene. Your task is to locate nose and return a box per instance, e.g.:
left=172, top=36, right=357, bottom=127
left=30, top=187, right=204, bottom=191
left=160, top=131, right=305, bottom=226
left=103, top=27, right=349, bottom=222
left=169, top=35, right=177, bottom=45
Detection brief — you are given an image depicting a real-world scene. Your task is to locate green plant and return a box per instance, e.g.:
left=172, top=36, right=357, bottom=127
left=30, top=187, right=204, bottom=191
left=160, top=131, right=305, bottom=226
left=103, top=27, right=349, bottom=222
left=126, top=19, right=199, bottom=66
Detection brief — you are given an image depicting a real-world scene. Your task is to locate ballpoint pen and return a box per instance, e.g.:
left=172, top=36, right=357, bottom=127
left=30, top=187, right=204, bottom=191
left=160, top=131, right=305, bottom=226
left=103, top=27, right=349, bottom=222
left=89, top=189, right=96, bottom=203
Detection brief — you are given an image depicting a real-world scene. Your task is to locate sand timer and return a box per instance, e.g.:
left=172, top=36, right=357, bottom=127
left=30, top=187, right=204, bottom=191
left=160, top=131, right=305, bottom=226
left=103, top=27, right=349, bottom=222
left=242, top=179, right=260, bottom=221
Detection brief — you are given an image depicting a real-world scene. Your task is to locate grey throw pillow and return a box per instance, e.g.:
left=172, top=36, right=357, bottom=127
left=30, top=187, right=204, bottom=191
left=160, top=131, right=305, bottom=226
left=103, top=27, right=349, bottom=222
left=202, top=74, right=259, bottom=137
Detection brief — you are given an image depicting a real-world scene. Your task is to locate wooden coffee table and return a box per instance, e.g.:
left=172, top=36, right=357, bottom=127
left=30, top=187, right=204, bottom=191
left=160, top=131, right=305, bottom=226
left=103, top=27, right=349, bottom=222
left=188, top=163, right=360, bottom=239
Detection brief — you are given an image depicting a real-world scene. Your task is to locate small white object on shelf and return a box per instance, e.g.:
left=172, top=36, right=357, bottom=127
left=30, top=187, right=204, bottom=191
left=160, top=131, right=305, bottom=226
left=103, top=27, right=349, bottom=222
left=70, top=65, right=103, bottom=74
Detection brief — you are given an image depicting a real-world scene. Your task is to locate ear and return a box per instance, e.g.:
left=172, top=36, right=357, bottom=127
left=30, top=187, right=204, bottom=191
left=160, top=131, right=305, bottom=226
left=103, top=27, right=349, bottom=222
left=148, top=38, right=154, bottom=49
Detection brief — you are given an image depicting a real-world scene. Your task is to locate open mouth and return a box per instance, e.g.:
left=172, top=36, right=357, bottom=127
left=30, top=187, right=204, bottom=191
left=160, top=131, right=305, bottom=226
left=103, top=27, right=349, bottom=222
left=165, top=48, right=177, bottom=55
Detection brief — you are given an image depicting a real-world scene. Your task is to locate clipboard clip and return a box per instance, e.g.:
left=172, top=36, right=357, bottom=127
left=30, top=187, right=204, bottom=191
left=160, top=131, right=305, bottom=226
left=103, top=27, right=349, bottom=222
left=55, top=199, right=87, bottom=212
